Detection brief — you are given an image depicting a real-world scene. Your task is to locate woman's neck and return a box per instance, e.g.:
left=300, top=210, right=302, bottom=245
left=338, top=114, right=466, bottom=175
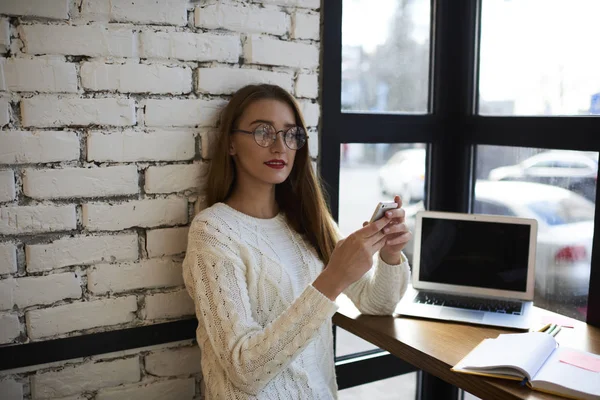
left=226, top=183, right=279, bottom=219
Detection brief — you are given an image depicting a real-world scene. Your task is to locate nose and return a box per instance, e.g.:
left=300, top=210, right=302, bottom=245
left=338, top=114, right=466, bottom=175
left=270, top=131, right=287, bottom=152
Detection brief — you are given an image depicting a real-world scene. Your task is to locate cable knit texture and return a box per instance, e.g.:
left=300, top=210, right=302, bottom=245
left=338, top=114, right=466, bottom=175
left=182, top=202, right=410, bottom=399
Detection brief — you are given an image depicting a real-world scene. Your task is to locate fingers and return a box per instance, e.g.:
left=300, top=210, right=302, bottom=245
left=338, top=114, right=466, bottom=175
left=357, top=215, right=391, bottom=238
left=393, top=195, right=403, bottom=209
left=385, top=231, right=412, bottom=246
left=382, top=222, right=408, bottom=235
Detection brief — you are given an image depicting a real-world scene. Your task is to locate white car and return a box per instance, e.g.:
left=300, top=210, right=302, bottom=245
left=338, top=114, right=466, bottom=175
left=403, top=181, right=594, bottom=299
left=378, top=148, right=425, bottom=204
left=488, top=150, right=598, bottom=202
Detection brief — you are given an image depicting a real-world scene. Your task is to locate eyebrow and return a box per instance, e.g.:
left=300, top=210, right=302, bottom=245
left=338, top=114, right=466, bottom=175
left=249, top=119, right=296, bottom=127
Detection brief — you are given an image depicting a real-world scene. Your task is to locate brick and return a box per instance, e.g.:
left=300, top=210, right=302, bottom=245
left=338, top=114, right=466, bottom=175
left=0, top=205, right=76, bottom=235
left=260, top=0, right=320, bottom=9
left=140, top=31, right=240, bottom=62
left=0, top=312, right=20, bottom=344
left=23, top=166, right=138, bottom=200
left=1, top=273, right=81, bottom=309
left=83, top=198, right=188, bottom=231
left=145, top=346, right=201, bottom=376
left=196, top=67, right=293, bottom=95
left=81, top=62, right=192, bottom=94
left=88, top=258, right=183, bottom=294
left=0, top=0, right=69, bottom=19
left=0, top=98, right=9, bottom=125
left=144, top=164, right=207, bottom=194
left=0, top=131, right=79, bottom=164
left=143, top=289, right=194, bottom=320
left=0, top=19, right=10, bottom=53
left=80, top=0, right=187, bottom=26
left=300, top=100, right=320, bottom=127
left=2, top=58, right=78, bottom=92
left=0, top=379, right=23, bottom=400
left=243, top=35, right=319, bottom=69
left=200, top=129, right=218, bottom=160
left=292, top=12, right=320, bottom=40
left=295, top=73, right=318, bottom=98
left=0, top=278, right=11, bottom=310
left=19, top=25, right=136, bottom=57
left=26, top=234, right=138, bottom=273
left=0, top=170, right=15, bottom=202
left=146, top=227, right=189, bottom=258
left=308, top=128, right=318, bottom=158
left=21, top=96, right=136, bottom=127
left=194, top=3, right=288, bottom=36
left=96, top=378, right=195, bottom=400
left=144, top=99, right=226, bottom=127
left=0, top=243, right=17, bottom=275
left=31, top=357, right=140, bottom=398
left=26, top=296, right=137, bottom=339
left=87, top=130, right=195, bottom=162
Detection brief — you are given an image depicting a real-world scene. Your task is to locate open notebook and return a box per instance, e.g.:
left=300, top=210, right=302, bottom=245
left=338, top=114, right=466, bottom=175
left=452, top=332, right=600, bottom=400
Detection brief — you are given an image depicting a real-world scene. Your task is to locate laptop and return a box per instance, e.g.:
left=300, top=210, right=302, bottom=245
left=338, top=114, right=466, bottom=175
left=396, top=210, right=538, bottom=330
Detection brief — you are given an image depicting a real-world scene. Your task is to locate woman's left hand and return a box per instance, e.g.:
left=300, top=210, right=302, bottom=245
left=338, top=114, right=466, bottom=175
left=363, top=195, right=412, bottom=265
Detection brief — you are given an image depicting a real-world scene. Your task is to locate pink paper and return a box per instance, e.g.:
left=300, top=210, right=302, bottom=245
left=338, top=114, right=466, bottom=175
left=559, top=350, right=600, bottom=373
left=540, top=315, right=575, bottom=328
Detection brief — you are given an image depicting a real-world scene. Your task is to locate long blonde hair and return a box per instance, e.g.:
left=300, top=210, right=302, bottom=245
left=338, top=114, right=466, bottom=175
left=206, top=84, right=338, bottom=265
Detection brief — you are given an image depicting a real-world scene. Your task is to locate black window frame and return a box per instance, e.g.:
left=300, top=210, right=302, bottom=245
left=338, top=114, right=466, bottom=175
left=323, top=0, right=600, bottom=397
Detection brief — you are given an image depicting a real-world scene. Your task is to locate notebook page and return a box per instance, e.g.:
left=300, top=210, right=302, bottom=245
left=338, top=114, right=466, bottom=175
left=459, top=332, right=556, bottom=380
left=532, top=347, right=600, bottom=399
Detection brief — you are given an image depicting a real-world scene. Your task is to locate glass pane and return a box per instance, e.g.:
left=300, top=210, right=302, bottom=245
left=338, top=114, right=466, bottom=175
left=475, top=146, right=597, bottom=321
left=339, top=372, right=418, bottom=399
left=337, top=143, right=427, bottom=357
left=341, top=0, right=431, bottom=113
left=479, top=0, right=600, bottom=116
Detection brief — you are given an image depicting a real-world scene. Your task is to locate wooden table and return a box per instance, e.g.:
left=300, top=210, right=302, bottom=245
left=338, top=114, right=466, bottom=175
left=333, top=295, right=600, bottom=400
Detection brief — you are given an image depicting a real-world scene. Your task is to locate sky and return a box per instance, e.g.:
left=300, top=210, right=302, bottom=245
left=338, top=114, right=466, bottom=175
left=342, top=0, right=600, bottom=115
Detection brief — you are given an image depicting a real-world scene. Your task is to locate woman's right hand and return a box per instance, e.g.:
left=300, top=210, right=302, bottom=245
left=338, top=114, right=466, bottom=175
left=313, top=216, right=392, bottom=301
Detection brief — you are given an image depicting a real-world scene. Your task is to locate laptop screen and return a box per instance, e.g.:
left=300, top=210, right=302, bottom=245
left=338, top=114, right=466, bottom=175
left=418, top=217, right=531, bottom=292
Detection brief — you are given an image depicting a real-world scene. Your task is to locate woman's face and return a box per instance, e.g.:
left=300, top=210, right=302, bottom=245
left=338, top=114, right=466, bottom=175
left=230, top=99, right=298, bottom=188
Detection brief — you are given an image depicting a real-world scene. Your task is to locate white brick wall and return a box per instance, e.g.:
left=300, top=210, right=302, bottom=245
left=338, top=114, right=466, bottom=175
left=96, top=378, right=195, bottom=400
left=0, top=169, right=15, bottom=202
left=19, top=25, right=136, bottom=57
left=0, top=378, right=22, bottom=400
left=83, top=198, right=188, bottom=231
left=22, top=96, right=136, bottom=127
left=0, top=0, right=322, bottom=394
left=0, top=0, right=69, bottom=20
left=0, top=272, right=81, bottom=309
left=23, top=166, right=139, bottom=199
left=80, top=0, right=188, bottom=26
left=143, top=289, right=195, bottom=320
left=0, top=243, right=17, bottom=275
left=244, top=35, right=319, bottom=68
left=87, top=130, right=195, bottom=162
left=140, top=31, right=240, bottom=62
left=87, top=258, right=184, bottom=294
left=144, top=346, right=201, bottom=376
left=146, top=227, right=189, bottom=258
left=144, top=99, right=226, bottom=127
left=31, top=357, right=141, bottom=398
left=81, top=62, right=192, bottom=94
left=197, top=67, right=293, bottom=95
left=195, top=3, right=289, bottom=36
left=26, top=234, right=138, bottom=272
left=145, top=163, right=207, bottom=194
left=26, top=296, right=138, bottom=339
left=0, top=131, right=80, bottom=164
left=0, top=205, right=76, bottom=235
left=1, top=58, right=78, bottom=93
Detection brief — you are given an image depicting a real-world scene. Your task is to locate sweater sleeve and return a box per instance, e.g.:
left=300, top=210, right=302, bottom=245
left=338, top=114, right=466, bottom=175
left=330, top=216, right=411, bottom=315
left=182, top=217, right=339, bottom=396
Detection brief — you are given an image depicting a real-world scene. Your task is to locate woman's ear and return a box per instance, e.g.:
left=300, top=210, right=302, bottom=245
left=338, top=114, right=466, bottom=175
left=229, top=143, right=236, bottom=155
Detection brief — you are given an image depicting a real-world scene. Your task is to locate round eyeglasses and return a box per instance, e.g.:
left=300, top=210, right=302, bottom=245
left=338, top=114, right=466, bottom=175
left=232, top=124, right=308, bottom=150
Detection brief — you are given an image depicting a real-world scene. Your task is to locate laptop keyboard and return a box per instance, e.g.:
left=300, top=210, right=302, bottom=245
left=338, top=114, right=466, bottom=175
left=414, top=291, right=523, bottom=315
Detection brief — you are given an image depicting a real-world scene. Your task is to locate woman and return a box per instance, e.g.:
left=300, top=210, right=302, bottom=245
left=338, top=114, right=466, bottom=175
left=182, top=84, right=412, bottom=399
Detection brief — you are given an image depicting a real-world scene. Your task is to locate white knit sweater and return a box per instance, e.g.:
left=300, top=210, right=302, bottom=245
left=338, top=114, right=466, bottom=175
left=182, top=202, right=410, bottom=399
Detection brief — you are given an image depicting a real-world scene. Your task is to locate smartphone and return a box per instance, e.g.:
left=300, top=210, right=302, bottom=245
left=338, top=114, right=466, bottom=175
left=369, top=201, right=397, bottom=223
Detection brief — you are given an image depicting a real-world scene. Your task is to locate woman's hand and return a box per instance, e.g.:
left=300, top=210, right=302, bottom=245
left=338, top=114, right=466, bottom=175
left=364, top=195, right=412, bottom=265
left=313, top=216, right=392, bottom=300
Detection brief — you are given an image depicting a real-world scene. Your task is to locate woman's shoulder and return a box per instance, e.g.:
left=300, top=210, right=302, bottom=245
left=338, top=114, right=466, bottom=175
left=188, top=203, right=241, bottom=253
